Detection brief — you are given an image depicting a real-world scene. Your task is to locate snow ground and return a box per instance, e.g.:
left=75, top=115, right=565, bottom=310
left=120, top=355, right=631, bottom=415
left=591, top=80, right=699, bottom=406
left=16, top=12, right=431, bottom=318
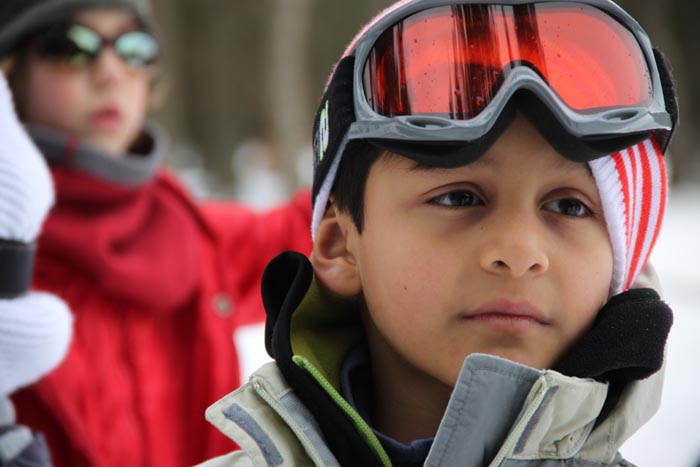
left=234, top=186, right=700, bottom=466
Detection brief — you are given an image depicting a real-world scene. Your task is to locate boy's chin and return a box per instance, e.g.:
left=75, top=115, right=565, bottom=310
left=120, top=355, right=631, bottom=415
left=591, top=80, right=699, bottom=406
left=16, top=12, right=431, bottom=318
left=84, top=134, right=133, bottom=158
left=459, top=350, right=556, bottom=372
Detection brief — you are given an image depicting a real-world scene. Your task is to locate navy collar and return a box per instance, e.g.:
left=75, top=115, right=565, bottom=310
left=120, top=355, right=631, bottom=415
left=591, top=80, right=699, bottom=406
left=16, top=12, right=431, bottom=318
left=340, top=343, right=434, bottom=467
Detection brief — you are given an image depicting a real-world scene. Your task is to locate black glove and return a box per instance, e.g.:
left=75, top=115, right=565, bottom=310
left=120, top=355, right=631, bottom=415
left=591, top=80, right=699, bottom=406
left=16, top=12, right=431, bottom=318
left=553, top=288, right=673, bottom=385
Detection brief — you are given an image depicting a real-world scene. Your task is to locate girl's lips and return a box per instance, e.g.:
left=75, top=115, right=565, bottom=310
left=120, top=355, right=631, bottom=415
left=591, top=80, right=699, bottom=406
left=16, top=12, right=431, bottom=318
left=90, top=106, right=123, bottom=131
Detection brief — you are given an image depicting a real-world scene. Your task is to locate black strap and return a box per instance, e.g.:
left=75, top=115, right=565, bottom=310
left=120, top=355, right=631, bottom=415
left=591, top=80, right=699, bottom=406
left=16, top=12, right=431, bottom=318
left=653, top=47, right=679, bottom=153
left=0, top=240, right=36, bottom=298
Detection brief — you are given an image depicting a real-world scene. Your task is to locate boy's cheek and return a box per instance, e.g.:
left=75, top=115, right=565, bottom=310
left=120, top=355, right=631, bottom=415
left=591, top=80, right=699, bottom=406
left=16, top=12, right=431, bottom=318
left=23, top=74, right=87, bottom=131
left=362, top=246, right=450, bottom=311
left=125, top=83, right=149, bottom=132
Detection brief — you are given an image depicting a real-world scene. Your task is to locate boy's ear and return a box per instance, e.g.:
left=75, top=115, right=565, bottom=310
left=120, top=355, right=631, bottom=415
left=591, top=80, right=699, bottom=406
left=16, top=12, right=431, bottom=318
left=311, top=201, right=362, bottom=297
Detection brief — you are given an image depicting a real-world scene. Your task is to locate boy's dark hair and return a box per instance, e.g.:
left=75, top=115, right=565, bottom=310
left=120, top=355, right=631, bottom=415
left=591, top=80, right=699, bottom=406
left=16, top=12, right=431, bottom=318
left=331, top=140, right=382, bottom=234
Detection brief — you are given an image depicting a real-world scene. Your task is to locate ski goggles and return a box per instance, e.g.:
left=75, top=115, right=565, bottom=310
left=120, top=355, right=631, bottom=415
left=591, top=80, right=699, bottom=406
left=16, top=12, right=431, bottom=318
left=341, top=0, right=674, bottom=163
left=32, top=23, right=159, bottom=69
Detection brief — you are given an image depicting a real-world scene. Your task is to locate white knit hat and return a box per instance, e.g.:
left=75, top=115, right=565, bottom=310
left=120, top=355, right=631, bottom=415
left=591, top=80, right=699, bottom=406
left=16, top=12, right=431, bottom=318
left=589, top=137, right=667, bottom=296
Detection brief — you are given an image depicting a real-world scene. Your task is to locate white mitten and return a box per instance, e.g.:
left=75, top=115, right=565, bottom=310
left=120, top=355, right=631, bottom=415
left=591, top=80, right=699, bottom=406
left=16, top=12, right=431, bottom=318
left=0, top=293, right=73, bottom=396
left=0, top=71, right=53, bottom=241
left=0, top=71, right=73, bottom=397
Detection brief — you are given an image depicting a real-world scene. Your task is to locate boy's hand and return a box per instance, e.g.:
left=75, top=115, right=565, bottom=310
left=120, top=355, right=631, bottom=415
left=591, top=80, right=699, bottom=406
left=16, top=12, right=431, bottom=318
left=553, top=288, right=673, bottom=384
left=0, top=70, right=54, bottom=242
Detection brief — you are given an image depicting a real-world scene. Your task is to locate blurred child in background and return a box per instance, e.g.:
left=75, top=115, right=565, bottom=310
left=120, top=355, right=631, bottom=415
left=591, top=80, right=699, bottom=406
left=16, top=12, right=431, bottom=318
left=0, top=1, right=312, bottom=465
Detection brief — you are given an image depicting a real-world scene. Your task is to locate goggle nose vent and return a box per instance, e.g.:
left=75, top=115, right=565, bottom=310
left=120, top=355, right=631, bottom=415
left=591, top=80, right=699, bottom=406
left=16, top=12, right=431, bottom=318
left=601, top=108, right=644, bottom=123
left=403, top=116, right=455, bottom=130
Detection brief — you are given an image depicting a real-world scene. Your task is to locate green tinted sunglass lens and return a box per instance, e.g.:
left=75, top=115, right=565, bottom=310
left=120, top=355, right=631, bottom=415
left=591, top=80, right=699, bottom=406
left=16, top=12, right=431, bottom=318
left=115, top=32, right=158, bottom=67
left=67, top=25, right=101, bottom=55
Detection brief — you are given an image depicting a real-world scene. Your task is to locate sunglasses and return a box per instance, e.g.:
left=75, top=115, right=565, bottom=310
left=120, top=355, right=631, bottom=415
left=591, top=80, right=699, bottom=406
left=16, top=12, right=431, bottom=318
left=32, top=23, right=159, bottom=69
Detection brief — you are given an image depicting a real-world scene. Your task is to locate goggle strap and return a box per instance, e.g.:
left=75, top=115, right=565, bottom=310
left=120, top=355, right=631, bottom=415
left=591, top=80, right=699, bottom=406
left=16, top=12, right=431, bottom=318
left=653, top=47, right=679, bottom=152
left=312, top=56, right=356, bottom=207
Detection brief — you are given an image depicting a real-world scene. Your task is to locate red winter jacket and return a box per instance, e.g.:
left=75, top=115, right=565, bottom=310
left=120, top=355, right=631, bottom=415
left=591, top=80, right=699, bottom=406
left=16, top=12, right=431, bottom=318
left=12, top=164, right=312, bottom=467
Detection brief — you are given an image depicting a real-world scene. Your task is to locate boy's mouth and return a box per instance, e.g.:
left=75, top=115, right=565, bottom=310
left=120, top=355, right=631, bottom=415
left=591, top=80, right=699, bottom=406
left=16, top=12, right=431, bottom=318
left=461, top=299, right=549, bottom=326
left=90, top=105, right=123, bottom=132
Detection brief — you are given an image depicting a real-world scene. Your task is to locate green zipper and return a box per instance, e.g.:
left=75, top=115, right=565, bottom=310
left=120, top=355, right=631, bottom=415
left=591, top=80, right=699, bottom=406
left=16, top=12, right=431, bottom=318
left=293, top=355, right=394, bottom=467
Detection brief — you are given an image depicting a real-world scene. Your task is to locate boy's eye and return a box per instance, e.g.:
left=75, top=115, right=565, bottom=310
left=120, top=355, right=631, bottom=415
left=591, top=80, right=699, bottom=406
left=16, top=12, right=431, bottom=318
left=430, top=190, right=484, bottom=208
left=542, top=198, right=592, bottom=217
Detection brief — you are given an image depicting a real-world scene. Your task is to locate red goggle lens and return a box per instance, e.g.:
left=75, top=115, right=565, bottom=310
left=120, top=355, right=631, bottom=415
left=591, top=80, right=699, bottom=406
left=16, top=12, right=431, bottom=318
left=363, top=3, right=652, bottom=119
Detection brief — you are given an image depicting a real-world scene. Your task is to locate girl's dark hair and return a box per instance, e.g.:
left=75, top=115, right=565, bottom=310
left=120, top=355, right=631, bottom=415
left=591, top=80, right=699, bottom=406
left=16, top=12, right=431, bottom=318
left=331, top=140, right=383, bottom=234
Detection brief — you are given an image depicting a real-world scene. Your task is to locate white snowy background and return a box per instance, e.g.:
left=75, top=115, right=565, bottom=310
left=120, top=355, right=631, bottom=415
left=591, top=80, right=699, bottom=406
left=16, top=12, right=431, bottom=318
left=234, top=185, right=700, bottom=467
left=621, top=186, right=700, bottom=467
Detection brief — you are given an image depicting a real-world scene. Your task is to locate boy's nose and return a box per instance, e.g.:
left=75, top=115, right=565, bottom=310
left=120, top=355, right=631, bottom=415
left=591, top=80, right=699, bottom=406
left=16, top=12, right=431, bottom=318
left=478, top=220, right=549, bottom=278
left=91, top=49, right=129, bottom=86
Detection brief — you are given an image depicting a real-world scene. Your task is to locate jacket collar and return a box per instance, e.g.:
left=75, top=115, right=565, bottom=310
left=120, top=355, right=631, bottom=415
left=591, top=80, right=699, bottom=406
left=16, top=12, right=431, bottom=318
left=205, top=361, right=342, bottom=467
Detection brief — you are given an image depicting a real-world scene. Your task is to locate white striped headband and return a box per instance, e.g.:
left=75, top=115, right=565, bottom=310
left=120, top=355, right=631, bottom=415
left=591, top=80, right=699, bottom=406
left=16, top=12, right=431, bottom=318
left=589, top=137, right=667, bottom=295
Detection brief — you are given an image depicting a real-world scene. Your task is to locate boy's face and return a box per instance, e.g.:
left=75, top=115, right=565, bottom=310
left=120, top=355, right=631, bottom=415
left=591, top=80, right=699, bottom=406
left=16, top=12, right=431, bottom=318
left=15, top=9, right=150, bottom=156
left=328, top=114, right=613, bottom=389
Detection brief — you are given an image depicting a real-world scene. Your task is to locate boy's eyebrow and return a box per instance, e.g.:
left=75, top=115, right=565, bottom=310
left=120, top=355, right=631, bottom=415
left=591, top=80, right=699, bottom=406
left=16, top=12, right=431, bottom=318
left=408, top=157, right=494, bottom=172
left=408, top=153, right=593, bottom=176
